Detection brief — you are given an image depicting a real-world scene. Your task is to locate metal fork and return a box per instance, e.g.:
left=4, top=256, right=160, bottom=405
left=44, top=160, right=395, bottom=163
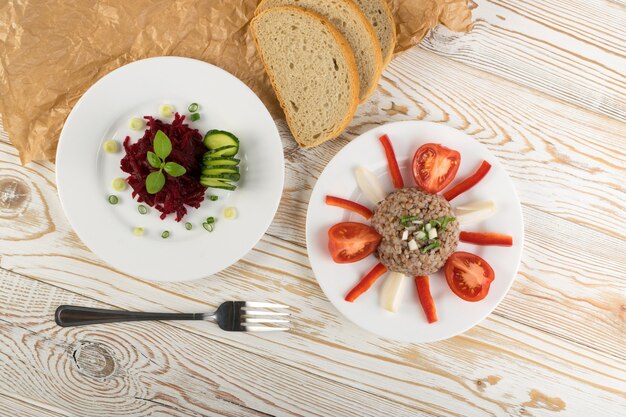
left=54, top=302, right=290, bottom=332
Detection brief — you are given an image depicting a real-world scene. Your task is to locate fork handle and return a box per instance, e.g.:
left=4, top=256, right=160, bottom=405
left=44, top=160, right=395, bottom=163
left=55, top=305, right=204, bottom=327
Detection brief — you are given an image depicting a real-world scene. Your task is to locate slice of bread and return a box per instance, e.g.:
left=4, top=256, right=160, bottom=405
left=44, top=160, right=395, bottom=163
left=256, top=0, right=383, bottom=101
left=352, top=0, right=396, bottom=66
left=250, top=6, right=360, bottom=148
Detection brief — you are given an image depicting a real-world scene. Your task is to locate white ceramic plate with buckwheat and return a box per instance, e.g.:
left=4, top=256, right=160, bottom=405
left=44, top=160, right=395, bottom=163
left=306, top=121, right=523, bottom=342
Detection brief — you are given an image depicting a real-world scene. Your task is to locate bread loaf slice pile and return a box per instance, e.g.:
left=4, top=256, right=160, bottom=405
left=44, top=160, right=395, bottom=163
left=251, top=0, right=395, bottom=148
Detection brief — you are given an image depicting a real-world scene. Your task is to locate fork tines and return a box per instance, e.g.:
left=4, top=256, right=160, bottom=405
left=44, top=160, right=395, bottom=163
left=241, top=301, right=291, bottom=332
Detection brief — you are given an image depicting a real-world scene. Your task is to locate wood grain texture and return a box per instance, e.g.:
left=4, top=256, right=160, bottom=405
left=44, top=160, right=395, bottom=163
left=0, top=392, right=68, bottom=417
left=1, top=0, right=626, bottom=415
left=0, top=269, right=427, bottom=417
left=0, top=128, right=625, bottom=416
left=420, top=0, right=626, bottom=122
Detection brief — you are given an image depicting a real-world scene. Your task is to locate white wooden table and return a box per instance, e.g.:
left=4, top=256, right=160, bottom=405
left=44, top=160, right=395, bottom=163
left=1, top=1, right=625, bottom=416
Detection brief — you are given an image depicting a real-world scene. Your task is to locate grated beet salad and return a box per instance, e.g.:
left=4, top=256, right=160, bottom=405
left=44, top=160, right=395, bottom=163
left=120, top=113, right=207, bottom=221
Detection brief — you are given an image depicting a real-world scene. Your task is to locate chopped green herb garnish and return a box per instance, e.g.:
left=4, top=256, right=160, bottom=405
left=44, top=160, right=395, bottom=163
left=400, top=215, right=420, bottom=223
left=209, top=195, right=218, bottom=201
left=202, top=222, right=214, bottom=232
left=138, top=204, right=148, bottom=215
left=422, top=241, right=440, bottom=253
left=206, top=216, right=215, bottom=224
left=188, top=103, right=199, bottom=112
left=163, top=161, right=186, bottom=177
left=161, top=231, right=170, bottom=239
left=190, top=113, right=200, bottom=122
left=145, top=130, right=187, bottom=194
left=439, top=216, right=456, bottom=229
left=184, top=222, right=193, bottom=230
left=400, top=215, right=420, bottom=227
left=147, top=151, right=162, bottom=169
left=108, top=195, right=119, bottom=205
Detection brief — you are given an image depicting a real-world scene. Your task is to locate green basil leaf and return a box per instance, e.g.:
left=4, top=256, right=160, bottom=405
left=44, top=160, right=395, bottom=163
left=146, top=170, right=165, bottom=194
left=164, top=161, right=187, bottom=177
left=154, top=130, right=172, bottom=160
left=147, top=151, right=162, bottom=168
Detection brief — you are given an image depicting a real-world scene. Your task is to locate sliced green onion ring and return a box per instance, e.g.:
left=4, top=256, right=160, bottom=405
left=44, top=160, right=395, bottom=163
left=188, top=103, right=199, bottom=112
left=102, top=139, right=118, bottom=153
left=138, top=204, right=148, bottom=215
left=159, top=104, right=174, bottom=117
left=209, top=195, right=218, bottom=201
left=112, top=177, right=126, bottom=191
left=129, top=117, right=144, bottom=130
left=202, top=222, right=214, bottom=232
left=206, top=216, right=215, bottom=224
left=223, top=207, right=237, bottom=220
left=132, top=227, right=144, bottom=237
left=184, top=222, right=193, bottom=230
left=161, top=231, right=170, bottom=239
left=108, top=195, right=119, bottom=205
left=190, top=113, right=200, bottom=122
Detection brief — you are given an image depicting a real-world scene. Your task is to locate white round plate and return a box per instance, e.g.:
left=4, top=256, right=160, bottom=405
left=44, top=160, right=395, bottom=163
left=306, top=121, right=523, bottom=342
left=57, top=57, right=284, bottom=282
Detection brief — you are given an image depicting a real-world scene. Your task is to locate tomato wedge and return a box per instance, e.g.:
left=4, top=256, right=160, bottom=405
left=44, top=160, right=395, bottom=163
left=412, top=143, right=461, bottom=193
left=444, top=252, right=495, bottom=302
left=443, top=160, right=491, bottom=201
left=328, top=222, right=382, bottom=264
left=345, top=263, right=387, bottom=302
left=459, top=231, right=513, bottom=246
left=379, top=134, right=404, bottom=188
left=325, top=195, right=373, bottom=219
left=415, top=276, right=437, bottom=323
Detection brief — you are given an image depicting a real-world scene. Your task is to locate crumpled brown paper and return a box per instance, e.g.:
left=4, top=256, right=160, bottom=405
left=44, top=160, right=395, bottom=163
left=0, top=0, right=473, bottom=164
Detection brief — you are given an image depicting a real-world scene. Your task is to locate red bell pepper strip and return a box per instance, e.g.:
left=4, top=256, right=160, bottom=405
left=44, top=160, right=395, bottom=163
left=379, top=134, right=404, bottom=188
left=325, top=195, right=373, bottom=219
left=443, top=160, right=492, bottom=201
left=415, top=276, right=437, bottom=323
left=459, top=231, right=513, bottom=246
left=345, top=263, right=388, bottom=302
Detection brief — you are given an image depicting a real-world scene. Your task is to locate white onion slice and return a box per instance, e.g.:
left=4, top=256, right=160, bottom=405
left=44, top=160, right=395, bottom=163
left=355, top=167, right=386, bottom=205
left=454, top=200, right=497, bottom=225
left=380, top=272, right=406, bottom=313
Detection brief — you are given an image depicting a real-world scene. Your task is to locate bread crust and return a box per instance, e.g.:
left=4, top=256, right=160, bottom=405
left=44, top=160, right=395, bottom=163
left=251, top=6, right=360, bottom=148
left=256, top=0, right=383, bottom=102
left=353, top=0, right=397, bottom=67
left=380, top=0, right=397, bottom=67
left=342, top=0, right=383, bottom=100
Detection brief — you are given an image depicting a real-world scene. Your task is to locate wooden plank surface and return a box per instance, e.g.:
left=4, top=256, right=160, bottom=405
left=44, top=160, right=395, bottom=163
left=420, top=0, right=626, bottom=122
left=1, top=0, right=625, bottom=416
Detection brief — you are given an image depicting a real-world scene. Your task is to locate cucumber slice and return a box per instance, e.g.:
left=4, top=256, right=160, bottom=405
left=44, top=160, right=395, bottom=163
left=203, top=130, right=239, bottom=155
left=202, top=157, right=240, bottom=167
left=204, top=145, right=237, bottom=158
left=202, top=166, right=240, bottom=176
left=202, top=173, right=240, bottom=182
left=200, top=177, right=237, bottom=191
